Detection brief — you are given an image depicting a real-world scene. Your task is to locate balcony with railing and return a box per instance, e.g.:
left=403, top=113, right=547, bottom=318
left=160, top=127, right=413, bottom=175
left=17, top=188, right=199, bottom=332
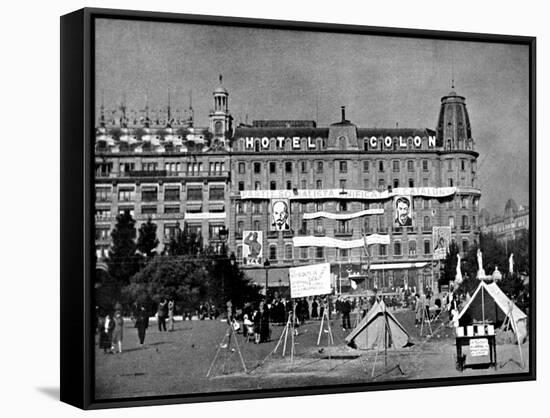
left=313, top=227, right=326, bottom=237
left=334, top=228, right=353, bottom=237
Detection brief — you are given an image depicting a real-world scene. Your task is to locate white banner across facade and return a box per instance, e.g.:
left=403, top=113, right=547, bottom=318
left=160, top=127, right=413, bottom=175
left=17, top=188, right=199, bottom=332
left=292, top=234, right=390, bottom=249
left=289, top=262, right=332, bottom=298
left=240, top=187, right=458, bottom=201
left=303, top=208, right=384, bottom=220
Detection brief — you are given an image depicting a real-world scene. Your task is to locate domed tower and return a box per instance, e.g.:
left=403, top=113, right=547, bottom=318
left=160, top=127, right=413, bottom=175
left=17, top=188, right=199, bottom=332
left=209, top=74, right=233, bottom=148
left=436, top=88, right=473, bottom=151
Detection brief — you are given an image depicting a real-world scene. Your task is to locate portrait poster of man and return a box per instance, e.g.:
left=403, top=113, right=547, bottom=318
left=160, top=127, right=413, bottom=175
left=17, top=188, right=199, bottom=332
left=242, top=230, right=263, bottom=265
left=433, top=226, right=451, bottom=260
left=393, top=195, right=413, bottom=227
left=271, top=199, right=291, bottom=231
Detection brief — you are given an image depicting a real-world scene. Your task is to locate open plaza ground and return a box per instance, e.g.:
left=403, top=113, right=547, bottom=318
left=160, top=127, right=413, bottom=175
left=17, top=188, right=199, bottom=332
left=95, top=309, right=529, bottom=400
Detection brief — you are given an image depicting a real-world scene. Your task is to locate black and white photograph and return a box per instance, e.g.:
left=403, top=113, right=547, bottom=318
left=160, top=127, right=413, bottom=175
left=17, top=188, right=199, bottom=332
left=87, top=9, right=534, bottom=405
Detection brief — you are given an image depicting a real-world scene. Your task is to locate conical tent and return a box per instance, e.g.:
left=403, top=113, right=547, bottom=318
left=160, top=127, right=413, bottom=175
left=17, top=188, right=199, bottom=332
left=457, top=281, right=527, bottom=342
left=345, top=301, right=411, bottom=350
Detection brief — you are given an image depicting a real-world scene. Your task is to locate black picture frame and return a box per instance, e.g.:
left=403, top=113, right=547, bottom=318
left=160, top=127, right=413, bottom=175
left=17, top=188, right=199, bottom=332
left=60, top=7, right=536, bottom=410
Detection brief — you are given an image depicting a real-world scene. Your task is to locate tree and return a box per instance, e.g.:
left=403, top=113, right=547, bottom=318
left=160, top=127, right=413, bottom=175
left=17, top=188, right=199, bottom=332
left=137, top=217, right=159, bottom=258
left=107, top=210, right=141, bottom=288
left=165, top=221, right=203, bottom=256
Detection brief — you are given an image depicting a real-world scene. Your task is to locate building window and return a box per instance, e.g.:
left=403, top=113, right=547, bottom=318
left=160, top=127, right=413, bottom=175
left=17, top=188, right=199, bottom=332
left=315, top=247, right=324, bottom=259
left=364, top=179, right=370, bottom=189
left=141, top=205, right=157, bottom=215
left=118, top=207, right=134, bottom=217
left=340, top=179, right=347, bottom=189
left=448, top=159, right=453, bottom=170
left=407, top=160, right=414, bottom=172
left=209, top=224, right=225, bottom=240
left=424, top=240, right=431, bottom=254
left=317, top=161, right=323, bottom=173
left=409, top=240, right=417, bottom=256
left=472, top=216, right=477, bottom=228
left=285, top=244, right=293, bottom=259
left=269, top=245, right=277, bottom=260
left=423, top=198, right=430, bottom=210
left=254, top=181, right=261, bottom=190
left=119, top=162, right=133, bottom=174
left=363, top=161, right=369, bottom=172
left=164, top=224, right=179, bottom=240
left=238, top=181, right=244, bottom=191
left=164, top=187, right=180, bottom=201
left=393, top=179, right=399, bottom=188
left=422, top=160, right=429, bottom=171
left=449, top=216, right=455, bottom=229
left=462, top=239, right=469, bottom=253
left=316, top=180, right=323, bottom=189
left=301, top=161, right=307, bottom=173
left=286, top=181, right=292, bottom=190
left=423, top=178, right=429, bottom=187
left=164, top=205, right=180, bottom=214
left=252, top=202, right=262, bottom=214
left=285, top=162, right=292, bottom=173
left=118, top=187, right=134, bottom=202
left=95, top=227, right=110, bottom=241
left=423, top=216, right=431, bottom=230
left=338, top=201, right=347, bottom=212
left=238, top=162, right=245, bottom=174
left=209, top=186, right=225, bottom=201
left=462, top=215, right=469, bottom=229
left=394, top=241, right=402, bottom=256
left=269, top=161, right=276, bottom=174
left=253, top=220, right=260, bottom=231
left=409, top=179, right=414, bottom=187
left=236, top=201, right=244, bottom=214
left=337, top=220, right=350, bottom=233
left=339, top=161, right=348, bottom=173
left=461, top=159, right=466, bottom=171
left=236, top=221, right=244, bottom=237
left=378, top=179, right=385, bottom=190
left=379, top=161, right=384, bottom=172
left=141, top=187, right=158, bottom=202
left=392, top=160, right=400, bottom=172
left=253, top=162, right=261, bottom=174
left=301, top=179, right=307, bottom=189
left=142, top=162, right=158, bottom=172
left=270, top=181, right=277, bottom=190
left=448, top=178, right=454, bottom=187
left=379, top=244, right=387, bottom=256
left=95, top=208, right=111, bottom=220
left=461, top=197, right=469, bottom=208
left=300, top=247, right=308, bottom=259
left=95, top=187, right=111, bottom=202
left=187, top=187, right=203, bottom=201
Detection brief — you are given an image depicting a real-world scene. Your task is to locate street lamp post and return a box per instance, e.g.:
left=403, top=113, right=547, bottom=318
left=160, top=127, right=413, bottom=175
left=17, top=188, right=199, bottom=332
left=264, top=259, right=270, bottom=298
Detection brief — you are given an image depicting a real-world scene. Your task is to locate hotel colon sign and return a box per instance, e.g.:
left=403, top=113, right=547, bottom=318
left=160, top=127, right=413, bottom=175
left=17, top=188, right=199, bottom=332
left=95, top=81, right=480, bottom=294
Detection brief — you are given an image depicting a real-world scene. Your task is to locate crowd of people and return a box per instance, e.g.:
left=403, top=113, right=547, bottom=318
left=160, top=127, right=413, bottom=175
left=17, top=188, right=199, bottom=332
left=96, top=287, right=468, bottom=354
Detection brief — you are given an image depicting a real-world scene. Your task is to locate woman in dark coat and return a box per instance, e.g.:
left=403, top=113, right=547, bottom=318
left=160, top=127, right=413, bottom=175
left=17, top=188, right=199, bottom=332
left=99, top=313, right=115, bottom=353
left=252, top=309, right=261, bottom=344
left=260, top=304, right=271, bottom=343
left=311, top=298, right=319, bottom=319
left=135, top=306, right=149, bottom=345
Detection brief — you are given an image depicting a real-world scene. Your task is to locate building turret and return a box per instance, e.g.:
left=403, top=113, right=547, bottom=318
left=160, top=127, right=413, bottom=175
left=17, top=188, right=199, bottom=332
left=209, top=75, right=233, bottom=148
left=436, top=88, right=474, bottom=151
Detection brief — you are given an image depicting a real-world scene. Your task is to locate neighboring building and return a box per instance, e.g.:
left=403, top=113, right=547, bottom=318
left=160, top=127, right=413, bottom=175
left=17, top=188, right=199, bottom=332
left=480, top=199, right=529, bottom=242
left=94, top=79, right=232, bottom=259
left=230, top=90, right=481, bottom=293
left=95, top=83, right=482, bottom=294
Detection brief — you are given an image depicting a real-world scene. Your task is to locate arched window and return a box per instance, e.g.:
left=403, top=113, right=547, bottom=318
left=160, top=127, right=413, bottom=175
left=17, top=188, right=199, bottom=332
left=285, top=244, right=293, bottom=259
left=269, top=245, right=277, bottom=260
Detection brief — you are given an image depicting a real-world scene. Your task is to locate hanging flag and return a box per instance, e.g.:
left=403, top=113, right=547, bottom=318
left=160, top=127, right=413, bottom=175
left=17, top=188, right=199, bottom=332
left=455, top=253, right=463, bottom=284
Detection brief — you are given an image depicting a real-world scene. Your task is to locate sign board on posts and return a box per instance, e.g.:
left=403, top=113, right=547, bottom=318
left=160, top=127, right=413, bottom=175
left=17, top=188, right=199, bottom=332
left=469, top=338, right=489, bottom=357
left=289, top=263, right=332, bottom=299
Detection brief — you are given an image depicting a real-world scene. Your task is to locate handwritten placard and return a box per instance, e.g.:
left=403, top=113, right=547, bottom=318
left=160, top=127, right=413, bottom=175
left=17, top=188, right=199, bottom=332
left=469, top=338, right=489, bottom=357
left=289, top=263, right=331, bottom=298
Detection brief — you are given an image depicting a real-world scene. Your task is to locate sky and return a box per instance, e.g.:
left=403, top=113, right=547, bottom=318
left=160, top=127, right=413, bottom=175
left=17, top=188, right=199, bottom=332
left=95, top=18, right=530, bottom=215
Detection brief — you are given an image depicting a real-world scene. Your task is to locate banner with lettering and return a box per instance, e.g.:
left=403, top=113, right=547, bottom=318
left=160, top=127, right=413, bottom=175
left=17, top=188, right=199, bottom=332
left=289, top=263, right=332, bottom=298
left=433, top=226, right=452, bottom=260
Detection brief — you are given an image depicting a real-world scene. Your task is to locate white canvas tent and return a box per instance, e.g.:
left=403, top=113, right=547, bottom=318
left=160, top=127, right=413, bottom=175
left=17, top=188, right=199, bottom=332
left=345, top=300, right=411, bottom=350
left=457, top=281, right=528, bottom=342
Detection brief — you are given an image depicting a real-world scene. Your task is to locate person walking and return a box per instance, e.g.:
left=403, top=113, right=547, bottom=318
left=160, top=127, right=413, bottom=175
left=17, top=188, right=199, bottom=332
left=111, top=310, right=124, bottom=353
left=99, top=313, right=114, bottom=354
left=157, top=299, right=168, bottom=332
left=168, top=300, right=175, bottom=331
left=341, top=298, right=352, bottom=331
left=135, top=305, right=149, bottom=345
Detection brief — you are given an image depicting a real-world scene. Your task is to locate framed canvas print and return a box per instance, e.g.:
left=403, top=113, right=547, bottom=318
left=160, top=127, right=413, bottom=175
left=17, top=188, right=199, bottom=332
left=60, top=7, right=536, bottom=410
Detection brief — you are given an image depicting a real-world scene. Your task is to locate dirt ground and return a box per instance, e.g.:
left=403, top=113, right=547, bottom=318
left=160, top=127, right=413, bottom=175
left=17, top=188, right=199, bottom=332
left=95, top=309, right=530, bottom=400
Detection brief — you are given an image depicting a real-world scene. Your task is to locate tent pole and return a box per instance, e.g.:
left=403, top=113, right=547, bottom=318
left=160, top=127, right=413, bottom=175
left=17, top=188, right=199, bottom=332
left=481, top=283, right=485, bottom=324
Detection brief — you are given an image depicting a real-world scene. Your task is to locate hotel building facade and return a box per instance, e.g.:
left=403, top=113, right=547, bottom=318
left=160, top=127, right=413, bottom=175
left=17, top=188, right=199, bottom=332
left=95, top=80, right=481, bottom=294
